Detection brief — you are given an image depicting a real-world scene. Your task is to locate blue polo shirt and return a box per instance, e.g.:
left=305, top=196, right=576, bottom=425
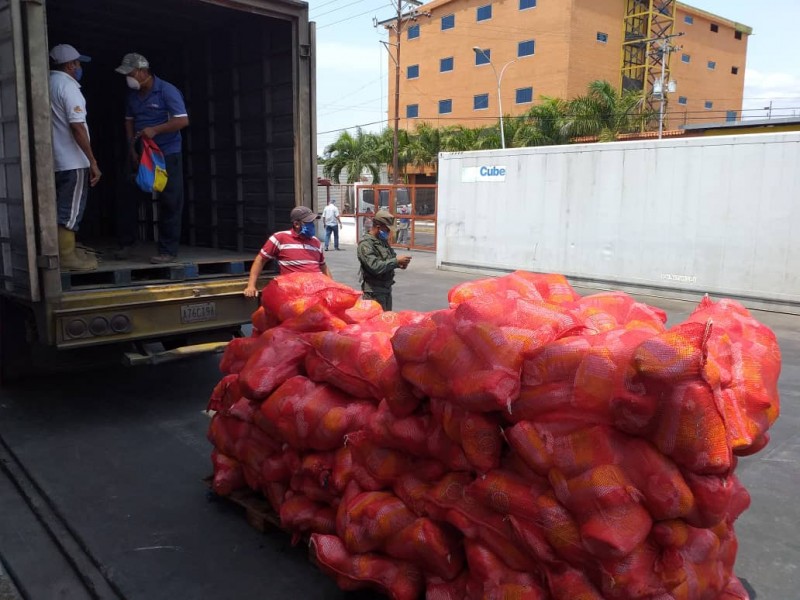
left=126, top=76, right=188, bottom=155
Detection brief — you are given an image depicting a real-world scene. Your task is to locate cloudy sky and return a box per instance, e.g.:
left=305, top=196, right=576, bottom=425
left=309, top=0, right=800, bottom=153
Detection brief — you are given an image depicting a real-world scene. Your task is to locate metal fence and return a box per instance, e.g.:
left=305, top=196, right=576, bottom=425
left=319, top=183, right=438, bottom=251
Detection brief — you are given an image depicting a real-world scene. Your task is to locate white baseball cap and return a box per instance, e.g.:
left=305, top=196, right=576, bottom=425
left=49, top=44, right=91, bottom=64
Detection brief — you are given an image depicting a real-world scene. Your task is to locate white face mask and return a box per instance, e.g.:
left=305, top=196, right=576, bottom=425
left=126, top=75, right=140, bottom=90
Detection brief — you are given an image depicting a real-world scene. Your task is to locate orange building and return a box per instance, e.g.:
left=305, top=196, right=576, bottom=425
left=385, top=0, right=751, bottom=132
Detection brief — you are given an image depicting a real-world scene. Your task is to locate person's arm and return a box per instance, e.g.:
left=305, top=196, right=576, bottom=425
left=68, top=123, right=101, bottom=186
left=336, top=207, right=343, bottom=228
left=244, top=254, right=268, bottom=297
left=357, top=240, right=398, bottom=276
left=140, top=116, right=189, bottom=139
left=321, top=262, right=332, bottom=278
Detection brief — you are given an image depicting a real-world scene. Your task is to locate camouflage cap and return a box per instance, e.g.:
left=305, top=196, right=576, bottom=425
left=372, top=210, right=395, bottom=230
left=115, top=53, right=149, bottom=75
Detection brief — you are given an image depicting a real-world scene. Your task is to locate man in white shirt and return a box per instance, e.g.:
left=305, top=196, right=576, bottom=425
left=49, top=44, right=101, bottom=271
left=321, top=197, right=342, bottom=251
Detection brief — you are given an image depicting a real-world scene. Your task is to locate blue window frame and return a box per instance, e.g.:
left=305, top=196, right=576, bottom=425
left=707, top=61, right=716, bottom=70
left=678, top=96, right=688, bottom=105
left=726, top=110, right=737, bottom=122
left=597, top=32, right=609, bottom=43
left=515, top=87, right=533, bottom=104
left=519, top=0, right=536, bottom=9
left=475, top=48, right=491, bottom=65
left=681, top=53, right=691, bottom=63
left=406, top=104, right=419, bottom=118
left=407, top=24, right=420, bottom=39
left=439, top=99, right=452, bottom=114
left=705, top=101, right=713, bottom=110
left=440, top=57, right=454, bottom=72
left=407, top=64, right=419, bottom=79
left=477, top=4, right=492, bottom=22
left=684, top=15, right=694, bottom=25
left=441, top=14, right=455, bottom=30
left=518, top=40, right=535, bottom=57
left=474, top=93, right=489, bottom=110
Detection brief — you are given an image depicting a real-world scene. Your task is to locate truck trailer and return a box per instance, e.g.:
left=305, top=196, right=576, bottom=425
left=0, top=0, right=316, bottom=378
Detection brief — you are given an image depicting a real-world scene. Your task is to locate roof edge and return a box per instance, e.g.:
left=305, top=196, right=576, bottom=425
left=677, top=2, right=753, bottom=35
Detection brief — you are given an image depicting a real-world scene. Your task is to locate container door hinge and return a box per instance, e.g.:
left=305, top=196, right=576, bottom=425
left=37, top=254, right=58, bottom=269
left=300, top=44, right=311, bottom=58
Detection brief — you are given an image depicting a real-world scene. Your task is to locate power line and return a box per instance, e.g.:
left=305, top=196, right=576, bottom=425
left=312, top=0, right=372, bottom=20
left=316, top=4, right=393, bottom=29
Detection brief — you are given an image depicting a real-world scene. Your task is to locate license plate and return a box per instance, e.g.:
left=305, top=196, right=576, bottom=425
left=181, top=302, right=217, bottom=324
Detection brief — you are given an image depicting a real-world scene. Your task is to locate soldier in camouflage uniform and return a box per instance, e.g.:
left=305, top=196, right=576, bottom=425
left=357, top=210, right=412, bottom=311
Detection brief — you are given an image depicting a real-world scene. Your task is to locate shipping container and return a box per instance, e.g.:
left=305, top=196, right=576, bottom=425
left=437, top=132, right=800, bottom=313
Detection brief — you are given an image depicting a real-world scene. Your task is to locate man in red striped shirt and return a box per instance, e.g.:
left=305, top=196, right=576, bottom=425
left=244, top=206, right=331, bottom=297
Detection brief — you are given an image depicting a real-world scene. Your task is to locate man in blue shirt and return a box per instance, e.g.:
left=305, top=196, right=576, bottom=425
left=115, top=53, right=189, bottom=263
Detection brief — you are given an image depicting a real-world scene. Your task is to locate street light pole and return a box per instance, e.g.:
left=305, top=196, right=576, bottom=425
left=473, top=47, right=516, bottom=150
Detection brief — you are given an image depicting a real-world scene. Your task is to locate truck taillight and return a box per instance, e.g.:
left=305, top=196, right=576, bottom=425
left=64, top=313, right=132, bottom=339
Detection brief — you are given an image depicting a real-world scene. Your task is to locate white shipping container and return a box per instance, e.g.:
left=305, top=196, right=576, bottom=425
left=436, top=132, right=800, bottom=313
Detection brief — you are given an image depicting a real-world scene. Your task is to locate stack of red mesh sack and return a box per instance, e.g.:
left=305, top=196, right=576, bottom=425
left=207, top=271, right=780, bottom=600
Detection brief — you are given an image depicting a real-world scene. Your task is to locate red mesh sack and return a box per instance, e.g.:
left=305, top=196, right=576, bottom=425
left=256, top=376, right=375, bottom=451
left=279, top=302, right=348, bottom=333
left=260, top=449, right=295, bottom=484
left=289, top=471, right=338, bottom=506
left=347, top=430, right=447, bottom=485
left=465, top=469, right=549, bottom=521
left=570, top=291, right=667, bottom=335
left=210, top=450, right=245, bottom=496
left=207, top=413, right=251, bottom=459
left=384, top=518, right=465, bottom=581
left=234, top=420, right=281, bottom=473
left=338, top=491, right=417, bottom=554
left=331, top=447, right=383, bottom=493
left=463, top=540, right=540, bottom=588
left=521, top=335, right=592, bottom=387
left=207, top=374, right=241, bottom=413
left=250, top=305, right=278, bottom=335
left=260, top=272, right=362, bottom=321
left=448, top=271, right=578, bottom=306
left=238, top=328, right=308, bottom=401
left=430, top=399, right=502, bottom=473
left=342, top=298, right=383, bottom=323
left=262, top=481, right=287, bottom=514
left=311, top=534, right=424, bottom=600
left=550, top=464, right=652, bottom=559
left=279, top=494, right=336, bottom=540
left=220, top=336, right=268, bottom=375
left=683, top=470, right=750, bottom=529
left=425, top=572, right=468, bottom=600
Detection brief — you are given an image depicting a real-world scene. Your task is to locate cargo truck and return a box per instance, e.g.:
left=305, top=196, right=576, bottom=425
left=0, top=0, right=316, bottom=378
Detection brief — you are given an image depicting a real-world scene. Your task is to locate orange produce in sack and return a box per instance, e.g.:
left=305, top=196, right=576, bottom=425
left=238, top=328, right=308, bottom=401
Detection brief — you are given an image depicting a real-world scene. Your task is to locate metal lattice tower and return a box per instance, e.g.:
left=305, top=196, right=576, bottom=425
left=621, top=0, right=676, bottom=126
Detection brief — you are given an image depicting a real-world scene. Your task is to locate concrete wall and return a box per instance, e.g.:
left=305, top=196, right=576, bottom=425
left=436, top=132, right=800, bottom=313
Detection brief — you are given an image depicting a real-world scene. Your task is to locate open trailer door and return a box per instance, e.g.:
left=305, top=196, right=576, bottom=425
left=0, top=0, right=43, bottom=302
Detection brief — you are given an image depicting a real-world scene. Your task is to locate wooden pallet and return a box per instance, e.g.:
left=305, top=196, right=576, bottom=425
left=204, top=476, right=281, bottom=533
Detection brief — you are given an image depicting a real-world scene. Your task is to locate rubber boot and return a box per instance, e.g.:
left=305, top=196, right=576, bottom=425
left=58, top=226, right=97, bottom=272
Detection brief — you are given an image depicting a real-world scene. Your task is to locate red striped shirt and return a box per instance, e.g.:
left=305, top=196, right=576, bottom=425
left=260, top=230, right=325, bottom=274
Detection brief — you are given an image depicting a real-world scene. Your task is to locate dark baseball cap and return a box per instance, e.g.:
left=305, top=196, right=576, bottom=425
left=290, top=206, right=317, bottom=223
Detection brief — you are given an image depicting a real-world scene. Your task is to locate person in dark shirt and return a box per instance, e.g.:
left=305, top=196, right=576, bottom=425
left=115, top=53, right=189, bottom=263
left=357, top=210, right=411, bottom=311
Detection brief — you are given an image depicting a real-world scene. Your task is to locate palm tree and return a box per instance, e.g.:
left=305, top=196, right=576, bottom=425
left=516, top=97, right=570, bottom=146
left=440, top=125, right=496, bottom=152
left=404, top=123, right=441, bottom=170
left=563, top=80, right=647, bottom=141
left=322, top=128, right=382, bottom=183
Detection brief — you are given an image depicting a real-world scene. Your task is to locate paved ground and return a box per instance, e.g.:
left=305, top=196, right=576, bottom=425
left=0, top=245, right=796, bottom=599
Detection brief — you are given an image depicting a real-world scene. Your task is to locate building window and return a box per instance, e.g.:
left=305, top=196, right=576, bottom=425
left=731, top=66, right=739, bottom=75
left=516, top=87, right=533, bottom=104
left=735, top=30, right=743, bottom=40
left=406, top=104, right=419, bottom=118
left=519, top=0, right=536, bottom=9
left=439, top=99, right=452, bottom=114
left=407, top=24, right=420, bottom=39
left=475, top=48, right=491, bottom=65
left=726, top=110, right=738, bottom=122
left=440, top=57, right=454, bottom=72
left=705, top=101, right=713, bottom=110
left=474, top=93, right=489, bottom=110
left=597, top=32, right=609, bottom=43
left=441, top=14, right=455, bottom=30
left=477, top=4, right=492, bottom=22
left=518, top=40, right=535, bottom=57
left=681, top=53, right=691, bottom=63
left=707, top=61, right=716, bottom=70
left=684, top=15, right=694, bottom=25
left=710, top=23, right=719, bottom=33
left=678, top=96, right=688, bottom=105
left=407, top=64, right=419, bottom=79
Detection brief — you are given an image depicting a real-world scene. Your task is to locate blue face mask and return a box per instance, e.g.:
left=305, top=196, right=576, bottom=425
left=74, top=67, right=83, bottom=82
left=299, top=222, right=316, bottom=238
left=378, top=230, right=390, bottom=242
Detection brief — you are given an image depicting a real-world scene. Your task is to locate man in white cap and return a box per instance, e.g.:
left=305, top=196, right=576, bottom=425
left=49, top=44, right=102, bottom=271
left=115, top=52, right=189, bottom=264
left=244, top=206, right=330, bottom=296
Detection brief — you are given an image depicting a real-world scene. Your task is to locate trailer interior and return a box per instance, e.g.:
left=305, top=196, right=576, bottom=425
left=45, top=0, right=300, bottom=287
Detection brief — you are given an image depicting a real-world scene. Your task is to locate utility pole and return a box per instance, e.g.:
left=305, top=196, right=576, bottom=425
left=652, top=32, right=684, bottom=139
left=376, top=1, right=427, bottom=184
